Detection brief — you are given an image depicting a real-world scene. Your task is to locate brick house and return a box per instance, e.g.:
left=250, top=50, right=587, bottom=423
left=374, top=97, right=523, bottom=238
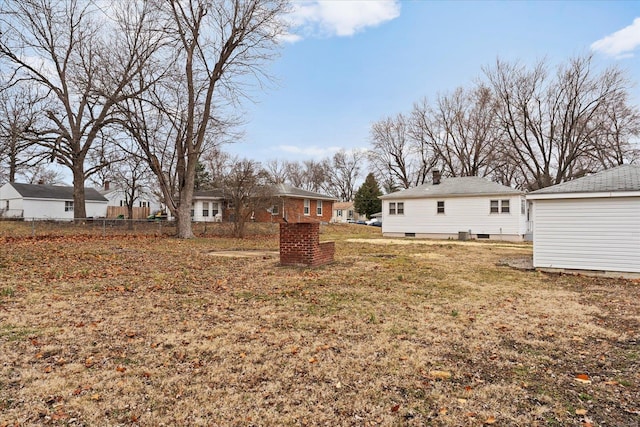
left=253, top=184, right=337, bottom=223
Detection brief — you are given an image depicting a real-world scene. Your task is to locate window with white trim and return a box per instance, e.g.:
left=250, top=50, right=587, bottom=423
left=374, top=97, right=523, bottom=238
left=490, top=199, right=510, bottom=214
left=336, top=209, right=343, bottom=217
left=65, top=201, right=74, bottom=212
left=303, top=199, right=310, bottom=215
left=490, top=200, right=499, bottom=214
left=202, top=202, right=209, bottom=217
left=389, top=202, right=405, bottom=215
left=316, top=200, right=323, bottom=216
left=437, top=201, right=445, bottom=214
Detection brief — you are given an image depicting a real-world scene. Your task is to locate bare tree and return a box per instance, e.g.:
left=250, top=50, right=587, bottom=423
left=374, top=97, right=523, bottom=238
left=21, top=163, right=65, bottom=185
left=323, top=149, right=363, bottom=201
left=0, top=0, right=163, bottom=217
left=264, top=158, right=289, bottom=184
left=120, top=0, right=289, bottom=238
left=484, top=55, right=639, bottom=190
left=221, top=157, right=274, bottom=238
left=588, top=94, right=640, bottom=168
left=369, top=113, right=435, bottom=189
left=410, top=86, right=502, bottom=179
left=283, top=159, right=327, bottom=191
left=200, top=147, right=232, bottom=189
left=0, top=84, right=48, bottom=183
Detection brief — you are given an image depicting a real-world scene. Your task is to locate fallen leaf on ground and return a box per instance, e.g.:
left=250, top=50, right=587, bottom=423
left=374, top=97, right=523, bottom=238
left=575, top=374, right=591, bottom=384
left=575, top=408, right=587, bottom=415
left=429, top=370, right=452, bottom=380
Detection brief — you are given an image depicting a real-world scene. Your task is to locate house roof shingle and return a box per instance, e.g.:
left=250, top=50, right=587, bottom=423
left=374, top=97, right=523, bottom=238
left=529, top=164, right=640, bottom=195
left=10, top=183, right=108, bottom=202
left=191, top=185, right=336, bottom=201
left=193, top=189, right=225, bottom=199
left=271, top=183, right=337, bottom=201
left=380, top=176, right=522, bottom=200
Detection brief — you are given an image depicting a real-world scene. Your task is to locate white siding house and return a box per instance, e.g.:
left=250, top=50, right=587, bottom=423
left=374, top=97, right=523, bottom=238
left=100, top=182, right=162, bottom=218
left=192, top=190, right=224, bottom=222
left=331, top=201, right=366, bottom=223
left=380, top=175, right=527, bottom=241
left=0, top=182, right=108, bottom=220
left=528, top=164, right=640, bottom=276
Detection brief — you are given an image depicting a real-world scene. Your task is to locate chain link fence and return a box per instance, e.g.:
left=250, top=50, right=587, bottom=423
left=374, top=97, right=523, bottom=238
left=0, top=218, right=280, bottom=238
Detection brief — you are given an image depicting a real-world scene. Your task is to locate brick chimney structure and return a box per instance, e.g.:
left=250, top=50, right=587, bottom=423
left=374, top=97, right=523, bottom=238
left=279, top=222, right=335, bottom=267
left=432, top=170, right=441, bottom=185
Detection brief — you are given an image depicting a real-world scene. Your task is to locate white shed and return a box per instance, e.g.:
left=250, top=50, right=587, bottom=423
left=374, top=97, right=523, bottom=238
left=0, top=182, right=108, bottom=220
left=380, top=174, right=527, bottom=241
left=527, top=164, right=640, bottom=276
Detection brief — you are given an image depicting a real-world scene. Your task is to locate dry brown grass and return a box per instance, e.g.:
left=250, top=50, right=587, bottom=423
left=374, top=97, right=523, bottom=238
left=0, top=223, right=638, bottom=426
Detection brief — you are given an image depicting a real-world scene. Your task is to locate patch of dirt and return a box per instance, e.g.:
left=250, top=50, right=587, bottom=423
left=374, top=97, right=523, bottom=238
left=206, top=250, right=279, bottom=258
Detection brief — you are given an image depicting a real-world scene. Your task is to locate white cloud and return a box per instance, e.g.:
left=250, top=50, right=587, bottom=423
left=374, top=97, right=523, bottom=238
left=591, top=17, right=640, bottom=58
left=276, top=144, right=342, bottom=157
left=286, top=0, right=400, bottom=41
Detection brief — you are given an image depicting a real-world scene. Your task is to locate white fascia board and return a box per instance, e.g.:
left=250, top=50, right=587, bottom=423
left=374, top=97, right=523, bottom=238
left=527, top=191, right=640, bottom=200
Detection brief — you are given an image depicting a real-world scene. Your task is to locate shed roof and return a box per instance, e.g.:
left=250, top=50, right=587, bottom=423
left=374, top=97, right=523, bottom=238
left=529, top=164, right=640, bottom=196
left=9, top=183, right=108, bottom=202
left=380, top=176, right=522, bottom=200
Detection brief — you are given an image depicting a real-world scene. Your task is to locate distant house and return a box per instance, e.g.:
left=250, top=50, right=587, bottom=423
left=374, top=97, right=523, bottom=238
left=253, top=184, right=337, bottom=223
left=192, top=189, right=225, bottom=222
left=100, top=181, right=162, bottom=219
left=0, top=182, right=108, bottom=220
left=527, top=164, right=640, bottom=276
left=379, top=172, right=527, bottom=241
left=331, top=201, right=366, bottom=223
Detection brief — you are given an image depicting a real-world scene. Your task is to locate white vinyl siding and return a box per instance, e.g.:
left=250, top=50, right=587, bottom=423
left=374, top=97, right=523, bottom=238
left=381, top=195, right=526, bottom=241
left=191, top=200, right=222, bottom=222
left=21, top=199, right=106, bottom=220
left=532, top=197, right=640, bottom=273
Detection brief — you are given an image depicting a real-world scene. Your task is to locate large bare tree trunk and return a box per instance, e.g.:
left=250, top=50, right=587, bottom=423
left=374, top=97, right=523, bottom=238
left=72, top=165, right=87, bottom=219
left=175, top=200, right=194, bottom=239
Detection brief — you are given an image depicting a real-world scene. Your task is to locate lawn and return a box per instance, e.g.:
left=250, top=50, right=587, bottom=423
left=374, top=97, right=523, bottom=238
left=0, top=223, right=638, bottom=426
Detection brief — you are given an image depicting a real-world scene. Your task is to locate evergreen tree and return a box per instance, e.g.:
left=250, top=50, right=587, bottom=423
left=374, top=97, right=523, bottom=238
left=354, top=173, right=382, bottom=218
left=194, top=162, right=212, bottom=191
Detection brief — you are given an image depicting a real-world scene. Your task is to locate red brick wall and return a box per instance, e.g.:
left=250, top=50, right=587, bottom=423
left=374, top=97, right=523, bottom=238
left=280, top=222, right=335, bottom=267
left=253, top=198, right=334, bottom=223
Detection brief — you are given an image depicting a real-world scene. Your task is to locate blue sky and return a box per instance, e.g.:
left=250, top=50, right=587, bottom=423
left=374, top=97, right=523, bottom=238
left=227, top=0, right=640, bottom=165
